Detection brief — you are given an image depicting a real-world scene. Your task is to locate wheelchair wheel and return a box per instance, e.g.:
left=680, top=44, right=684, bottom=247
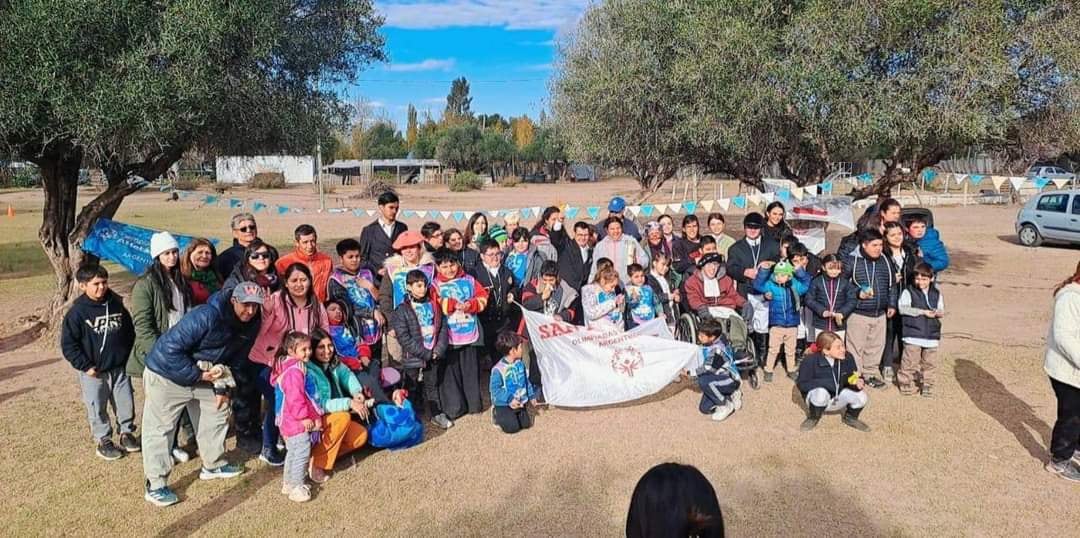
left=748, top=369, right=760, bottom=390
left=675, top=313, right=697, bottom=343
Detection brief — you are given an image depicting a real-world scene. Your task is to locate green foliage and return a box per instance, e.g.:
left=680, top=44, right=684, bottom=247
left=554, top=0, right=1080, bottom=197
left=248, top=172, right=286, bottom=189
left=449, top=171, right=483, bottom=192
left=357, top=122, right=408, bottom=159
left=436, top=124, right=483, bottom=171
left=406, top=105, right=419, bottom=149
left=444, top=77, right=473, bottom=124
left=412, top=119, right=441, bottom=159
left=479, top=131, right=515, bottom=165
left=0, top=166, right=42, bottom=188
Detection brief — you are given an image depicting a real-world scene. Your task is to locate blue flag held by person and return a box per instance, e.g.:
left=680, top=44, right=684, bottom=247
left=83, top=218, right=215, bottom=275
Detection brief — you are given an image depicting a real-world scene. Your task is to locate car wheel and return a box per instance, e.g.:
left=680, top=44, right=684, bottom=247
left=1018, top=224, right=1042, bottom=247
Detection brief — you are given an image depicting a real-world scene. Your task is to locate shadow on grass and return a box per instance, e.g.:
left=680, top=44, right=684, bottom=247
left=942, top=247, right=990, bottom=277
left=0, top=241, right=51, bottom=280
left=955, top=359, right=1049, bottom=462
left=0, top=356, right=59, bottom=378
left=0, top=322, right=47, bottom=354
left=157, top=448, right=275, bottom=537
left=0, top=387, right=34, bottom=404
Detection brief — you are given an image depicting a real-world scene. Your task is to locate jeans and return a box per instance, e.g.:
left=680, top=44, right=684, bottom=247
left=257, top=365, right=280, bottom=452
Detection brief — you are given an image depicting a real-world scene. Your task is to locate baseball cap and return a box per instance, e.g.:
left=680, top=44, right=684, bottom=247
left=608, top=197, right=626, bottom=212
left=743, top=213, right=765, bottom=229
left=392, top=230, right=424, bottom=250
left=698, top=253, right=725, bottom=268
left=231, top=282, right=265, bottom=305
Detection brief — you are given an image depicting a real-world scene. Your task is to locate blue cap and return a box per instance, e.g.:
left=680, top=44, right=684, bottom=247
left=608, top=196, right=626, bottom=212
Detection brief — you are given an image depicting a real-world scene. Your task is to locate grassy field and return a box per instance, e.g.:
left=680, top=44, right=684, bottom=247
left=2, top=180, right=1080, bottom=536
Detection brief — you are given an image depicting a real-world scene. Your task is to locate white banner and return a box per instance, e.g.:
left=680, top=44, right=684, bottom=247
left=520, top=309, right=702, bottom=408
left=786, top=196, right=855, bottom=254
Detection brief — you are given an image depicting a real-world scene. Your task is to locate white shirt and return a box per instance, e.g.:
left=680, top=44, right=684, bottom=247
left=898, top=288, right=944, bottom=348
left=379, top=218, right=395, bottom=239
left=167, top=281, right=187, bottom=328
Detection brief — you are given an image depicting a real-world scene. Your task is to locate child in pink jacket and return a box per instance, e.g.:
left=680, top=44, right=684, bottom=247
left=272, top=331, right=323, bottom=503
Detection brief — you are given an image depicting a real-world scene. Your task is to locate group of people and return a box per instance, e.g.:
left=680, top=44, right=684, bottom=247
left=60, top=190, right=961, bottom=508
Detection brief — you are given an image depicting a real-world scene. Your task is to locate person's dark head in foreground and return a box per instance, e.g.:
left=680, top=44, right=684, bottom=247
left=626, top=462, right=724, bottom=538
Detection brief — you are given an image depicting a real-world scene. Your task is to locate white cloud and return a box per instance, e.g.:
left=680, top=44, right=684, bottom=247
left=520, top=63, right=554, bottom=72
left=385, top=58, right=456, bottom=72
left=367, top=100, right=387, bottom=108
left=422, top=97, right=446, bottom=104
left=377, top=0, right=590, bottom=30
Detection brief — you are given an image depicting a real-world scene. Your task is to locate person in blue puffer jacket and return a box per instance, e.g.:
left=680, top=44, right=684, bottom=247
left=908, top=216, right=949, bottom=273
left=753, top=260, right=811, bottom=382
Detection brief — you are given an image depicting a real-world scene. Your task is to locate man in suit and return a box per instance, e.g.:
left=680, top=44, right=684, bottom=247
left=359, top=191, right=408, bottom=281
left=558, top=221, right=594, bottom=325
left=470, top=238, right=517, bottom=369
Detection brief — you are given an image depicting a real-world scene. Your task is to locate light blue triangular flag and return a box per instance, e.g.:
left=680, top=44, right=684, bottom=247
left=252, top=201, right=266, bottom=212
left=229, top=198, right=243, bottom=208
left=858, top=173, right=873, bottom=184
left=586, top=206, right=601, bottom=220
left=1035, top=176, right=1051, bottom=189
left=921, top=169, right=937, bottom=182
left=732, top=195, right=746, bottom=209
left=277, top=205, right=290, bottom=215
left=401, top=209, right=415, bottom=218
left=564, top=206, right=579, bottom=219
left=452, top=211, right=465, bottom=223
left=205, top=195, right=220, bottom=205
left=352, top=209, right=365, bottom=217
left=682, top=201, right=698, bottom=215
left=968, top=174, right=984, bottom=185
left=822, top=181, right=833, bottom=194
left=518, top=207, right=529, bottom=219
left=641, top=204, right=655, bottom=217
left=778, top=189, right=791, bottom=202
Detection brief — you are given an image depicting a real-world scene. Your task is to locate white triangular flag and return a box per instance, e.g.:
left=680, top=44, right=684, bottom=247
left=700, top=200, right=714, bottom=212
left=1009, top=176, right=1027, bottom=191
left=717, top=198, right=730, bottom=211
left=440, top=210, right=452, bottom=220
left=628, top=205, right=641, bottom=217
left=416, top=210, right=428, bottom=218
left=791, top=187, right=805, bottom=200
left=762, top=192, right=776, bottom=204
left=953, top=173, right=968, bottom=186
left=990, top=176, right=1007, bottom=191
left=748, top=193, right=763, bottom=206
left=365, top=209, right=376, bottom=217
left=531, top=206, right=542, bottom=217
left=487, top=210, right=500, bottom=219
left=1053, top=178, right=1070, bottom=189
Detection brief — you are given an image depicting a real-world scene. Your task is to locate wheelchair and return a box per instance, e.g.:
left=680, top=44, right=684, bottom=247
left=673, top=303, right=760, bottom=389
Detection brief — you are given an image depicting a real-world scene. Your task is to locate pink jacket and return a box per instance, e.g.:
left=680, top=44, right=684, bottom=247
left=272, top=358, right=322, bottom=437
left=249, top=290, right=329, bottom=367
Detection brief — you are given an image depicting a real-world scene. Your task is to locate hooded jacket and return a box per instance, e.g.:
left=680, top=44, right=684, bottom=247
left=489, top=358, right=536, bottom=407
left=61, top=290, right=135, bottom=373
left=843, top=247, right=898, bottom=317
left=752, top=266, right=811, bottom=328
left=378, top=251, right=436, bottom=320
left=390, top=291, right=450, bottom=369
left=272, top=357, right=323, bottom=438
left=726, top=236, right=781, bottom=297
left=128, top=272, right=190, bottom=377
left=328, top=266, right=381, bottom=346
left=144, top=291, right=260, bottom=387
left=589, top=234, right=649, bottom=284
left=916, top=228, right=949, bottom=273
left=307, top=360, right=365, bottom=414
left=1045, top=282, right=1080, bottom=390
left=249, top=290, right=329, bottom=367
left=275, top=249, right=333, bottom=303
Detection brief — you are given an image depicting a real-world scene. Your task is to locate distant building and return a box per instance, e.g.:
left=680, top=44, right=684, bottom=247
left=215, top=156, right=315, bottom=184
left=324, top=158, right=444, bottom=184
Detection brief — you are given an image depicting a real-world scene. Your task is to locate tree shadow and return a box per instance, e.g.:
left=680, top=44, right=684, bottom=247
left=0, top=321, right=47, bottom=354
left=941, top=247, right=989, bottom=277
left=954, top=359, right=1049, bottom=462
left=0, top=357, right=59, bottom=378
left=0, top=386, right=34, bottom=404
left=157, top=448, right=276, bottom=536
left=996, top=234, right=1080, bottom=250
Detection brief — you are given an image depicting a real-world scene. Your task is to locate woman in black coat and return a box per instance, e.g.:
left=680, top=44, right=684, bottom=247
left=881, top=221, right=921, bottom=377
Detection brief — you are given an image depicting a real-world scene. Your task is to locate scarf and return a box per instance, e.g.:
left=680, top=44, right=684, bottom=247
left=190, top=269, right=220, bottom=293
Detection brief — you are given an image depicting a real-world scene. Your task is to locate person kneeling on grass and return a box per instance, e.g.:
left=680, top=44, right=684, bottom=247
left=796, top=331, right=870, bottom=432
left=694, top=319, right=743, bottom=422
left=489, top=332, right=538, bottom=434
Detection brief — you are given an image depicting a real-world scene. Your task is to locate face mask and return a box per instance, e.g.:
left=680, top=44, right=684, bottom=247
left=553, top=220, right=563, bottom=231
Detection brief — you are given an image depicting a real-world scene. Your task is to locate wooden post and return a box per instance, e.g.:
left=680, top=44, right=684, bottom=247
left=963, top=179, right=968, bottom=205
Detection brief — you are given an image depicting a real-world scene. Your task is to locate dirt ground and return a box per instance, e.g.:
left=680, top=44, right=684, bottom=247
left=1, top=179, right=1079, bottom=536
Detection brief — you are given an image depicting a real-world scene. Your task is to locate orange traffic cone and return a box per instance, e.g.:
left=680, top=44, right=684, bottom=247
left=6, top=205, right=13, bottom=218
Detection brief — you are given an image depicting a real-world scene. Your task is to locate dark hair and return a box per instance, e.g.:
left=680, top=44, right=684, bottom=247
left=878, top=197, right=901, bottom=215
left=765, top=201, right=786, bottom=215
left=681, top=214, right=699, bottom=227
left=596, top=257, right=613, bottom=271
left=241, top=239, right=277, bottom=281
left=377, top=191, right=399, bottom=206
left=626, top=463, right=724, bottom=538
left=444, top=227, right=463, bottom=246
left=434, top=247, right=459, bottom=266
left=421, top=221, right=442, bottom=239
left=76, top=264, right=109, bottom=283
left=909, top=215, right=927, bottom=226
left=573, top=220, right=592, bottom=233
left=858, top=228, right=884, bottom=244
left=697, top=318, right=725, bottom=339
left=510, top=227, right=531, bottom=243
left=336, top=238, right=362, bottom=257
left=146, top=250, right=192, bottom=312
left=882, top=221, right=905, bottom=245
left=540, top=206, right=560, bottom=225
left=604, top=216, right=623, bottom=231
left=479, top=238, right=500, bottom=254
left=700, top=235, right=717, bottom=247
left=627, top=263, right=645, bottom=276
left=464, top=212, right=488, bottom=246
left=788, top=242, right=809, bottom=259
left=309, top=327, right=340, bottom=371
left=280, top=263, right=323, bottom=328
left=1053, top=261, right=1080, bottom=296
left=294, top=224, right=317, bottom=241
left=406, top=269, right=429, bottom=286
left=707, top=213, right=725, bottom=225
left=274, top=330, right=311, bottom=369
left=540, top=260, right=559, bottom=277
left=658, top=214, right=673, bottom=224
left=913, top=262, right=935, bottom=279
left=495, top=331, right=524, bottom=356
left=650, top=252, right=670, bottom=265
left=779, top=233, right=798, bottom=249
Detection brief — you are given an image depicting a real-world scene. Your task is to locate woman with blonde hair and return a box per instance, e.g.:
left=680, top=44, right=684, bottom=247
left=795, top=331, right=870, bottom=432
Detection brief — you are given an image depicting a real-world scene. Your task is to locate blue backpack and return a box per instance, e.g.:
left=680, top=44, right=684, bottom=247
left=368, top=399, right=423, bottom=450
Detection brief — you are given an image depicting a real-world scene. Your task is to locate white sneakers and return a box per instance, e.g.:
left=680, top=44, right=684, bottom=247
left=711, top=390, right=743, bottom=422
left=282, top=483, right=311, bottom=502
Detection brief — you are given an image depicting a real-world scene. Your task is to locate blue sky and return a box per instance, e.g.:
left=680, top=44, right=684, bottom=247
left=343, top=1, right=591, bottom=130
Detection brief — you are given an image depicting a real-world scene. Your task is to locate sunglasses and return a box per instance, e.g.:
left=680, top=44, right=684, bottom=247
left=236, top=225, right=257, bottom=233
left=249, top=251, right=272, bottom=260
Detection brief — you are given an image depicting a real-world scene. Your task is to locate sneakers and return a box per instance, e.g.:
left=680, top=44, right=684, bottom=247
left=882, top=367, right=895, bottom=382
left=119, top=433, right=141, bottom=453
left=786, top=369, right=798, bottom=380
left=763, top=371, right=774, bottom=383
left=96, top=439, right=123, bottom=461
left=172, top=447, right=192, bottom=463
left=730, top=390, right=743, bottom=412
left=199, top=463, right=243, bottom=480
left=144, top=481, right=179, bottom=507
left=865, top=377, right=887, bottom=389
left=711, top=402, right=735, bottom=422
left=309, top=465, right=330, bottom=484
left=431, top=413, right=454, bottom=430
left=921, top=385, right=933, bottom=398
left=288, top=484, right=312, bottom=503
left=1045, top=459, right=1080, bottom=482
left=259, top=447, right=285, bottom=467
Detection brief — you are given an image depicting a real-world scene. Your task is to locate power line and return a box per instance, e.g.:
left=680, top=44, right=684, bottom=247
left=354, top=78, right=549, bottom=85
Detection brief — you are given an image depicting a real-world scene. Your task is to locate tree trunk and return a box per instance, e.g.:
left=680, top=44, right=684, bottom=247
left=36, top=143, right=85, bottom=326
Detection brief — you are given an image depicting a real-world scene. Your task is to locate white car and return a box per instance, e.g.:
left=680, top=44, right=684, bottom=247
left=1016, top=190, right=1080, bottom=246
left=1026, top=165, right=1076, bottom=185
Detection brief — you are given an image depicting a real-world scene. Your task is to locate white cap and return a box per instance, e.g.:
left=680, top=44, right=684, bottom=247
left=150, top=231, right=180, bottom=259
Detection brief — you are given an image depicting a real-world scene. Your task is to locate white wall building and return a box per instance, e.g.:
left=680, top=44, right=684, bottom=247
left=215, top=156, right=315, bottom=184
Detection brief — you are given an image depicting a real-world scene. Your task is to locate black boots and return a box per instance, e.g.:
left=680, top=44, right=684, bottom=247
left=752, top=332, right=769, bottom=369
left=801, top=404, right=825, bottom=431
left=843, top=406, right=871, bottom=432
